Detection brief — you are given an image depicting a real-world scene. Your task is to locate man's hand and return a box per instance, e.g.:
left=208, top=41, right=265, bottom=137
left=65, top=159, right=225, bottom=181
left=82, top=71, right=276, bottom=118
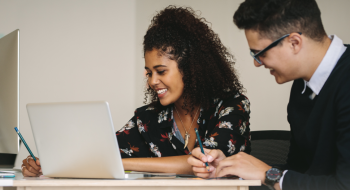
left=187, top=148, right=226, bottom=178
left=215, top=152, right=271, bottom=183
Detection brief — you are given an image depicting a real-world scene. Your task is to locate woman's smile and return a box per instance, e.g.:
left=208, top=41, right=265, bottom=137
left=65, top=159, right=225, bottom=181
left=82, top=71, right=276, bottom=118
left=156, top=88, right=168, bottom=98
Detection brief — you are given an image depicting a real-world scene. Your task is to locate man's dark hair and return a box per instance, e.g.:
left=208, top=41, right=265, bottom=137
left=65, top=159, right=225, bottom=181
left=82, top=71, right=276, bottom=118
left=233, top=0, right=327, bottom=42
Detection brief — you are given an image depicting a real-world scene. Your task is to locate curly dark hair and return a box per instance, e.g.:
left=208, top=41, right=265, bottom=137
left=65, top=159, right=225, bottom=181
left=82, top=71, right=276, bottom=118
left=233, top=0, right=327, bottom=42
left=143, top=5, right=244, bottom=113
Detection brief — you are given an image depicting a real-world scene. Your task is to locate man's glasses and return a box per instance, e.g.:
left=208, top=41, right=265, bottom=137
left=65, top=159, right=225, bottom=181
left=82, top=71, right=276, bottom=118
left=250, top=32, right=302, bottom=64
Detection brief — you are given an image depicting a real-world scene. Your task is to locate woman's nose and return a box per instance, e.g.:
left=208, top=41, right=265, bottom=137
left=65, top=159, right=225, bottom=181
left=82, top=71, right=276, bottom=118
left=149, top=75, right=160, bottom=87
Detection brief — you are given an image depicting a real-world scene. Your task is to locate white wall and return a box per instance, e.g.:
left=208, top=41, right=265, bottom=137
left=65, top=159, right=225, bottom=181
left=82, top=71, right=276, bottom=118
left=0, top=0, right=137, bottom=169
left=0, top=0, right=348, bottom=169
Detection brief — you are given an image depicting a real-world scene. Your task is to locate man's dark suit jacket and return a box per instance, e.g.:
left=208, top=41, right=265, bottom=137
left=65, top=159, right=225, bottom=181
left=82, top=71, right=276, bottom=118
left=283, top=45, right=350, bottom=190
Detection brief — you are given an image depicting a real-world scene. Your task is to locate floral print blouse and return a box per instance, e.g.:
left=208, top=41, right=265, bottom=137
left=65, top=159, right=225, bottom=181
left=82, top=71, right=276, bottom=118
left=116, top=93, right=251, bottom=158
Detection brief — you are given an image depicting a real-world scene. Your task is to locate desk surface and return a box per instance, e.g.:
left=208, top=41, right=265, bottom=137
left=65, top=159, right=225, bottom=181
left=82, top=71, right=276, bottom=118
left=0, top=172, right=261, bottom=190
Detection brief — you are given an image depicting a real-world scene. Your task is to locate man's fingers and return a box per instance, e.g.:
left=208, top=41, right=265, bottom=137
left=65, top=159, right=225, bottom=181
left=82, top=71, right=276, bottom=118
left=215, top=159, right=236, bottom=177
left=216, top=166, right=236, bottom=178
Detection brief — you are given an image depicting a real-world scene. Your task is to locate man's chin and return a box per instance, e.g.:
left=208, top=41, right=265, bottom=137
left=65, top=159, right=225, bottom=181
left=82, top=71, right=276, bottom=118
left=275, top=76, right=290, bottom=84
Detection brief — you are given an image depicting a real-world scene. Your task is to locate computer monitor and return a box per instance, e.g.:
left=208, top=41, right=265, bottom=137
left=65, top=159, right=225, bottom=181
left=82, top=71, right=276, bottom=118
left=0, top=29, right=19, bottom=168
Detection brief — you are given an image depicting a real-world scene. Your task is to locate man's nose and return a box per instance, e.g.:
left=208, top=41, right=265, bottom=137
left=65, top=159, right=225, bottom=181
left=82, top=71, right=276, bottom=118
left=254, top=59, right=263, bottom=67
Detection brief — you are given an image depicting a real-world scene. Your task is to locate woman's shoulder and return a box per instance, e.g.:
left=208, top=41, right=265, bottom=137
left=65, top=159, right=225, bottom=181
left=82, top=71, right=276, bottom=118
left=133, top=104, right=157, bottom=117
left=214, top=92, right=249, bottom=106
left=212, top=92, right=250, bottom=115
left=133, top=103, right=170, bottom=116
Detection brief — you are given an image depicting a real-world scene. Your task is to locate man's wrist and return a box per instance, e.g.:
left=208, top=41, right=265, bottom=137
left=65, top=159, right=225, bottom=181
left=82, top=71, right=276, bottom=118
left=262, top=166, right=272, bottom=185
left=265, top=167, right=284, bottom=190
left=274, top=182, right=281, bottom=190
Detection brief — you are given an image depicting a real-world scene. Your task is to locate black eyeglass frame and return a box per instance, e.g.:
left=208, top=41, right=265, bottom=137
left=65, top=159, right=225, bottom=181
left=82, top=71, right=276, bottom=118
left=250, top=32, right=302, bottom=64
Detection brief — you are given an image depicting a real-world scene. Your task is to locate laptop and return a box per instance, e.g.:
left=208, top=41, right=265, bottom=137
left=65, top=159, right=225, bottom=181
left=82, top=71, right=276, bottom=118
left=27, top=101, right=174, bottom=179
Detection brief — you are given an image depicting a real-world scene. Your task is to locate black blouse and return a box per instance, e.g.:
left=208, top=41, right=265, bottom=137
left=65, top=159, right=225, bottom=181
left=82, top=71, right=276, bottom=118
left=116, top=93, right=251, bottom=158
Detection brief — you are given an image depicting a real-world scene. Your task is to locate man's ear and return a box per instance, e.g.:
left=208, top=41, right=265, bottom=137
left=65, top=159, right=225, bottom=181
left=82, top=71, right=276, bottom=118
left=288, top=32, right=302, bottom=54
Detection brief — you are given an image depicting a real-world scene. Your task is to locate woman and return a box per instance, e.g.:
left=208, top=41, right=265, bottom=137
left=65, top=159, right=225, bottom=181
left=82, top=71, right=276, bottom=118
left=21, top=6, right=251, bottom=177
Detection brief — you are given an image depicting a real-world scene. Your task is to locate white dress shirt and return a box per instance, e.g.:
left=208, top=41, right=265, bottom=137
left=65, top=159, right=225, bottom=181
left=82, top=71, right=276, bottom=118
left=279, top=35, right=347, bottom=190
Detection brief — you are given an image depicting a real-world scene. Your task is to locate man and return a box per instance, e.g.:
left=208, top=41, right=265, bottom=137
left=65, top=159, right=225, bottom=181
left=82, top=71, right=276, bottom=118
left=187, top=0, right=350, bottom=189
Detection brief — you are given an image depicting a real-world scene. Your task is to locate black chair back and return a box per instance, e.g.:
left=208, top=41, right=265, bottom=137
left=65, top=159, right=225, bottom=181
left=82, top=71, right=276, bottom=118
left=250, top=130, right=291, bottom=166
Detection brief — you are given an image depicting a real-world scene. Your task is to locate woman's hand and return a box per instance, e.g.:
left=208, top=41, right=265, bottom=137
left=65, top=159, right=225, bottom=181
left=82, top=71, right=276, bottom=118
left=21, top=155, right=42, bottom=177
left=187, top=148, right=226, bottom=178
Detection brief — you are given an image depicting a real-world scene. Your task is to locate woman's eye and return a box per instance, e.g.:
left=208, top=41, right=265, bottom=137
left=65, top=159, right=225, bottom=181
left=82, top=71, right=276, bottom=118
left=146, top=72, right=152, bottom=77
left=157, top=70, right=165, bottom=75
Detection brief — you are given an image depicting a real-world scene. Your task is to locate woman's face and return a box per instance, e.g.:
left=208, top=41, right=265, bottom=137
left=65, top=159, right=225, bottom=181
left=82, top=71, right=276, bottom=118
left=145, top=49, right=184, bottom=106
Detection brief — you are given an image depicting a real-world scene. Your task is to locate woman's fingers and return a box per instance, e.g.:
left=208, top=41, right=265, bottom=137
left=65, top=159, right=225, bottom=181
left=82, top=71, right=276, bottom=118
left=192, top=148, right=226, bottom=163
left=195, top=172, right=210, bottom=179
left=22, top=156, right=42, bottom=176
left=187, top=155, right=205, bottom=167
left=192, top=165, right=215, bottom=173
left=27, top=157, right=41, bottom=171
left=21, top=164, right=40, bottom=177
left=191, top=147, right=207, bottom=161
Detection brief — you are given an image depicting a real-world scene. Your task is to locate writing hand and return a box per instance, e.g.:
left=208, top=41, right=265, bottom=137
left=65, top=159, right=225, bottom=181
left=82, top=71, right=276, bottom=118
left=187, top=147, right=226, bottom=178
left=22, top=155, right=42, bottom=177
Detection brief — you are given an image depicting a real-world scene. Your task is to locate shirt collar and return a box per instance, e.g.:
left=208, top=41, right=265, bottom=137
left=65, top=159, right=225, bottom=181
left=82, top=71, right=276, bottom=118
left=302, top=35, right=347, bottom=95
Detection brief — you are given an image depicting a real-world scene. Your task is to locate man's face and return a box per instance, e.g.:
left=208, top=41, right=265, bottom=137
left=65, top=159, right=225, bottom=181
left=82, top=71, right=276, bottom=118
left=245, top=29, right=301, bottom=84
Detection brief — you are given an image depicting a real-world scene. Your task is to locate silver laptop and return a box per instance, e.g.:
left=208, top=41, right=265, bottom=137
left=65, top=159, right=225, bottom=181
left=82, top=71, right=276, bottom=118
left=27, top=101, right=161, bottom=179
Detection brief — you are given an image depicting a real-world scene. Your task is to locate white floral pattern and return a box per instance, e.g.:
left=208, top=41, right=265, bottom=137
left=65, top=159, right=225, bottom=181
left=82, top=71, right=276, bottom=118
left=218, top=121, right=233, bottom=130
left=146, top=106, right=154, bottom=111
left=227, top=140, right=235, bottom=155
left=240, top=145, right=246, bottom=152
left=197, top=108, right=203, bottom=124
left=240, top=121, right=247, bottom=135
left=149, top=142, right=161, bottom=157
left=119, top=120, right=135, bottom=133
left=137, top=118, right=146, bottom=133
left=214, top=100, right=223, bottom=116
left=218, top=107, right=234, bottom=119
left=241, top=99, right=250, bottom=113
left=203, top=137, right=218, bottom=147
left=158, top=110, right=168, bottom=123
left=120, top=148, right=133, bottom=156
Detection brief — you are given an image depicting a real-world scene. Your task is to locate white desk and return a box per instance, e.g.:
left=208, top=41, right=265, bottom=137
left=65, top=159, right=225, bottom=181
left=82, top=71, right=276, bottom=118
left=0, top=172, right=261, bottom=190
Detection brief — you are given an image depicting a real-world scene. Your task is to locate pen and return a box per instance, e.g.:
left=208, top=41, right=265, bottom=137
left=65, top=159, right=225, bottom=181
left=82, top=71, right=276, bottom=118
left=194, top=128, right=210, bottom=171
left=0, top=174, right=15, bottom=178
left=14, top=127, right=37, bottom=162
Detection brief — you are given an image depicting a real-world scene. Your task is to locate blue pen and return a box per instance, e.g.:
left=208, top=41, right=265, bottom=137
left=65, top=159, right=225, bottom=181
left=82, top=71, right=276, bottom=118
left=194, top=128, right=210, bottom=171
left=14, top=127, right=37, bottom=162
left=0, top=174, right=16, bottom=178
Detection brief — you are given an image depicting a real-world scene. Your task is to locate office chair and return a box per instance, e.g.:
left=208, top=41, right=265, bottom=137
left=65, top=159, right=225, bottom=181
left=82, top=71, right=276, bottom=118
left=249, top=130, right=291, bottom=190
left=250, top=130, right=291, bottom=166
